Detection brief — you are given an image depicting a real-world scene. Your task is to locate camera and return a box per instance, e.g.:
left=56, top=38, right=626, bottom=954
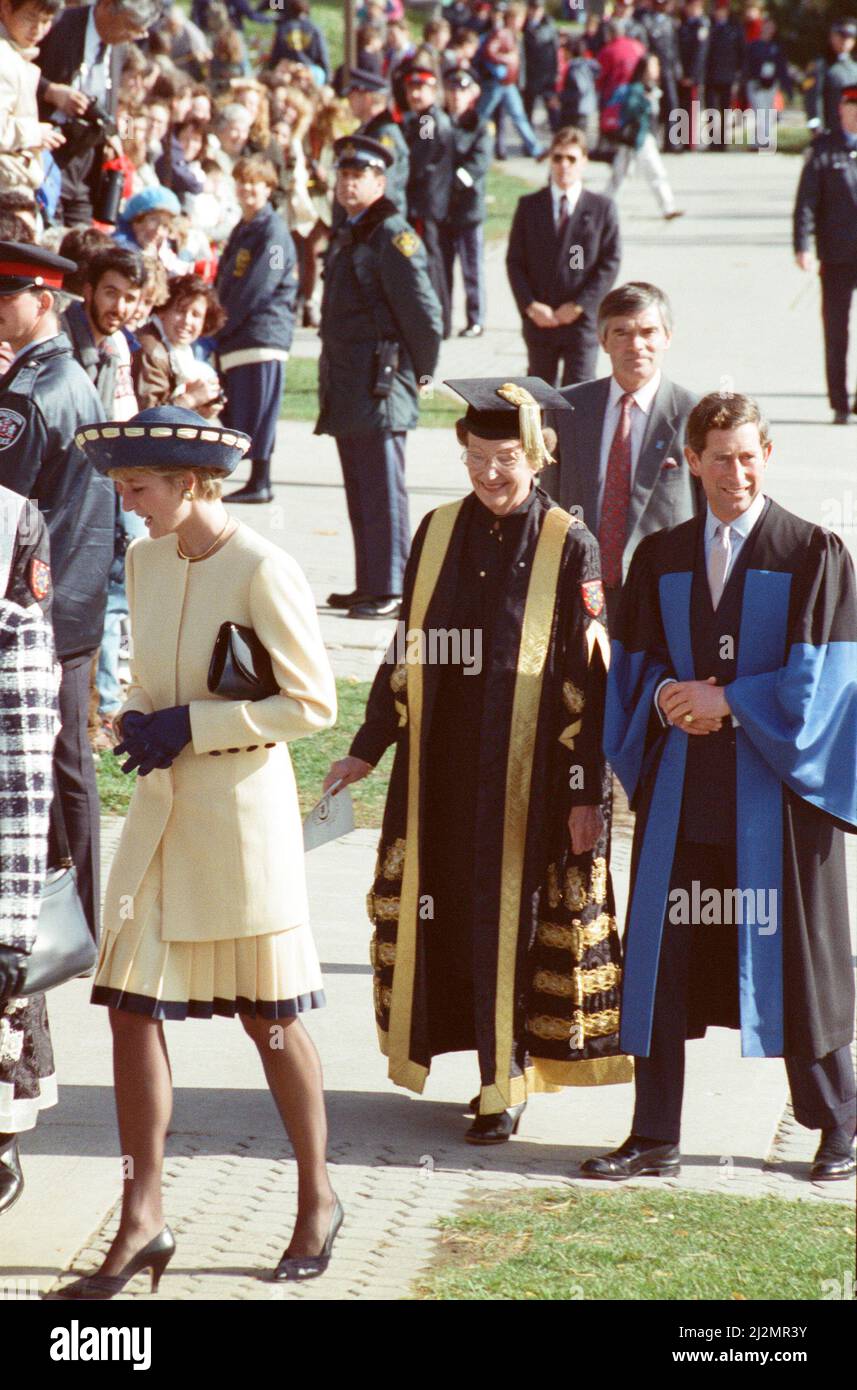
left=51, top=98, right=119, bottom=169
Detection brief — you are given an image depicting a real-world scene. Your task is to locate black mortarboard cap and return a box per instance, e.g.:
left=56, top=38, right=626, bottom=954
left=445, top=377, right=572, bottom=464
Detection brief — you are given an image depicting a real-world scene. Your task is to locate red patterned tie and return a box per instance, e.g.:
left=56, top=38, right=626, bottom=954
left=598, top=393, right=634, bottom=589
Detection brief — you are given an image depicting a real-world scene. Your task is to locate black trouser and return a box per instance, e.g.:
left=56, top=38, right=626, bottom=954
left=49, top=653, right=101, bottom=942
left=820, top=260, right=857, bottom=415
left=59, top=149, right=97, bottom=227
left=632, top=840, right=857, bottom=1144
left=525, top=327, right=599, bottom=388
left=415, top=216, right=451, bottom=339
left=705, top=83, right=735, bottom=149
left=335, top=430, right=410, bottom=597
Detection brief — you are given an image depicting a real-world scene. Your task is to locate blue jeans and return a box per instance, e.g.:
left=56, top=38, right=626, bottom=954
left=477, top=82, right=543, bottom=157
left=97, top=582, right=128, bottom=716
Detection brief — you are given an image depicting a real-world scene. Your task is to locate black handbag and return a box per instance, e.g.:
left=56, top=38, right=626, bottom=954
left=207, top=622, right=278, bottom=702
left=20, top=803, right=96, bottom=996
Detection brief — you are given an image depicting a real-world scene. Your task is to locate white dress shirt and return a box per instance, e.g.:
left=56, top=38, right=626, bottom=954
left=78, top=6, right=110, bottom=105
left=550, top=178, right=582, bottom=229
left=596, top=370, right=662, bottom=524
left=702, top=490, right=766, bottom=587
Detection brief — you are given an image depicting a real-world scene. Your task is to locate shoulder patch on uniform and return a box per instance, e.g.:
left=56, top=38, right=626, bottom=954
left=29, top=557, right=50, bottom=601
left=581, top=579, right=605, bottom=619
left=233, top=248, right=252, bottom=277
left=380, top=134, right=394, bottom=147
left=393, top=230, right=419, bottom=258
left=0, top=408, right=25, bottom=450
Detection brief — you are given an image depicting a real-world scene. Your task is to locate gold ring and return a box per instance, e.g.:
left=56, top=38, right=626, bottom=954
left=684, top=714, right=694, bottom=724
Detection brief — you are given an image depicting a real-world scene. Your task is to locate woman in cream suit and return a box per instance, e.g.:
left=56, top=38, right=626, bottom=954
left=64, top=406, right=342, bottom=1298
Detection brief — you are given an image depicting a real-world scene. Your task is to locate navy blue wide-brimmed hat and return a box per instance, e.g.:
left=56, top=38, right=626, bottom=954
left=333, top=134, right=394, bottom=171
left=75, top=406, right=251, bottom=476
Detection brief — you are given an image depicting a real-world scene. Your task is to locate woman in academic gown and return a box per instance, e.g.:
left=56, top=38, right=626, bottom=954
left=63, top=406, right=342, bottom=1297
left=324, top=379, right=632, bottom=1143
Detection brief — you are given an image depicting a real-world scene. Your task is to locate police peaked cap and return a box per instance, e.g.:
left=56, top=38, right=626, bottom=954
left=333, top=135, right=394, bottom=171
left=343, top=67, right=390, bottom=95
left=445, top=68, right=481, bottom=90
left=0, top=241, right=78, bottom=297
left=75, top=406, right=250, bottom=477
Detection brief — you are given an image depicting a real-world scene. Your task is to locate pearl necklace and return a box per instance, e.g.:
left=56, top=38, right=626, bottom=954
left=176, top=520, right=233, bottom=563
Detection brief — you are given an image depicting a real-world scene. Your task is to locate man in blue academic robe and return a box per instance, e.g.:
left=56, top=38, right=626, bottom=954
left=586, top=390, right=856, bottom=1183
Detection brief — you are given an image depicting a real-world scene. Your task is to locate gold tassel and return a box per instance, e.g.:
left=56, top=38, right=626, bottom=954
left=495, top=382, right=553, bottom=467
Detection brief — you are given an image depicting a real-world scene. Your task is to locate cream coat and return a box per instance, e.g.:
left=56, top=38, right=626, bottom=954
left=0, top=26, right=45, bottom=193
left=103, top=523, right=336, bottom=943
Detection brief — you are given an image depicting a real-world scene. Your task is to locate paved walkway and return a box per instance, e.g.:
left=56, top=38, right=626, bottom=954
left=3, top=146, right=855, bottom=1302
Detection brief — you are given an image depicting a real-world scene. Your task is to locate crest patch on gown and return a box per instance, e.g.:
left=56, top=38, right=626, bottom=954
left=581, top=580, right=605, bottom=618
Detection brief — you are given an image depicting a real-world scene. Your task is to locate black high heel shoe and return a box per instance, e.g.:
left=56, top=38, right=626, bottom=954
left=270, top=1196, right=344, bottom=1282
left=465, top=1102, right=527, bottom=1145
left=59, top=1228, right=176, bottom=1300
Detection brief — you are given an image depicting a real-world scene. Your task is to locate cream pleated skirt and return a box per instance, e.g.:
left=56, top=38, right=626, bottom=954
left=91, top=864, right=325, bottom=1022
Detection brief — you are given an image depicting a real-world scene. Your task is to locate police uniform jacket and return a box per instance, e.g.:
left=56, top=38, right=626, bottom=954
left=793, top=131, right=857, bottom=264
left=402, top=104, right=455, bottom=223
left=0, top=485, right=52, bottom=621
left=0, top=334, right=110, bottom=660
left=447, top=109, right=494, bottom=230
left=214, top=202, right=298, bottom=358
left=103, top=523, right=336, bottom=944
left=315, top=195, right=442, bottom=438
left=804, top=53, right=857, bottom=134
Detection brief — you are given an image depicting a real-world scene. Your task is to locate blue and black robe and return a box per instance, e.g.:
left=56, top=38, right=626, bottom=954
left=352, top=487, right=632, bottom=1115
left=605, top=498, right=856, bottom=1061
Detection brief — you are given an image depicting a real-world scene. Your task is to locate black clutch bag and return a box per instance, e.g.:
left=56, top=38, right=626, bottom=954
left=20, top=802, right=96, bottom=996
left=207, top=622, right=278, bottom=701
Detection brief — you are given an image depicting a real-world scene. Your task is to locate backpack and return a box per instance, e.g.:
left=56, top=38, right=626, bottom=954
left=600, top=84, right=642, bottom=147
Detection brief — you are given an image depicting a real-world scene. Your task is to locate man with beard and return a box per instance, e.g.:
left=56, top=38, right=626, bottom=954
left=61, top=245, right=146, bottom=417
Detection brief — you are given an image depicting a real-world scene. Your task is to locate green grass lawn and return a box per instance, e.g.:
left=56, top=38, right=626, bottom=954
left=415, top=1186, right=855, bottom=1301
left=280, top=356, right=463, bottom=424
left=96, top=678, right=392, bottom=828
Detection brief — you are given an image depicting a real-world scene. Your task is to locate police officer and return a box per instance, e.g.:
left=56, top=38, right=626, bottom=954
left=343, top=68, right=409, bottom=218
left=804, top=20, right=857, bottom=138
left=443, top=69, right=493, bottom=339
left=794, top=87, right=857, bottom=426
left=316, top=137, right=442, bottom=620
left=402, top=67, right=456, bottom=340
left=0, top=242, right=112, bottom=939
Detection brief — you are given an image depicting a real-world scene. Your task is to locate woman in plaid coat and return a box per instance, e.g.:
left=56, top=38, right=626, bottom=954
left=0, top=598, right=60, bottom=1216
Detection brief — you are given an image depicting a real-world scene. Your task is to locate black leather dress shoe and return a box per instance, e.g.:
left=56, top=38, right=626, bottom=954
left=347, top=596, right=401, bottom=619
left=0, top=1137, right=23, bottom=1216
left=327, top=589, right=367, bottom=609
left=227, top=484, right=274, bottom=504
left=580, top=1135, right=680, bottom=1181
left=465, top=1102, right=526, bottom=1145
left=810, top=1127, right=856, bottom=1182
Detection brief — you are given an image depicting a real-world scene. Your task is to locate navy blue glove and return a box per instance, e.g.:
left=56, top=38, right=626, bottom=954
left=0, top=946, right=27, bottom=1005
left=115, top=706, right=191, bottom=777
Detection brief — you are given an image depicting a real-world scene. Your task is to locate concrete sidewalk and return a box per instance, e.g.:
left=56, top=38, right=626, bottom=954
left=2, top=146, right=855, bottom=1302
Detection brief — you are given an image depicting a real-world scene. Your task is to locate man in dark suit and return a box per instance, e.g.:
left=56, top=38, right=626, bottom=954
left=545, top=281, right=699, bottom=626
left=506, top=125, right=621, bottom=388
left=37, top=0, right=163, bottom=225
left=794, top=87, right=857, bottom=425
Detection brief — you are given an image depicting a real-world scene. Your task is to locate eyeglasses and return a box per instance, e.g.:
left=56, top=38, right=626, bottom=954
left=551, top=152, right=582, bottom=164
left=461, top=448, right=524, bottom=475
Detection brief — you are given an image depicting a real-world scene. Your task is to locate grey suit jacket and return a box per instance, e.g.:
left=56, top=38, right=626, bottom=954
left=545, top=373, right=701, bottom=585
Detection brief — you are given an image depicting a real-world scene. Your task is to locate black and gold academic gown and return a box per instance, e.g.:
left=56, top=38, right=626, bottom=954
left=351, top=486, right=632, bottom=1115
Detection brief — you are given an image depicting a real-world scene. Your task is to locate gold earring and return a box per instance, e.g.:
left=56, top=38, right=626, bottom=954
left=182, top=488, right=193, bottom=501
